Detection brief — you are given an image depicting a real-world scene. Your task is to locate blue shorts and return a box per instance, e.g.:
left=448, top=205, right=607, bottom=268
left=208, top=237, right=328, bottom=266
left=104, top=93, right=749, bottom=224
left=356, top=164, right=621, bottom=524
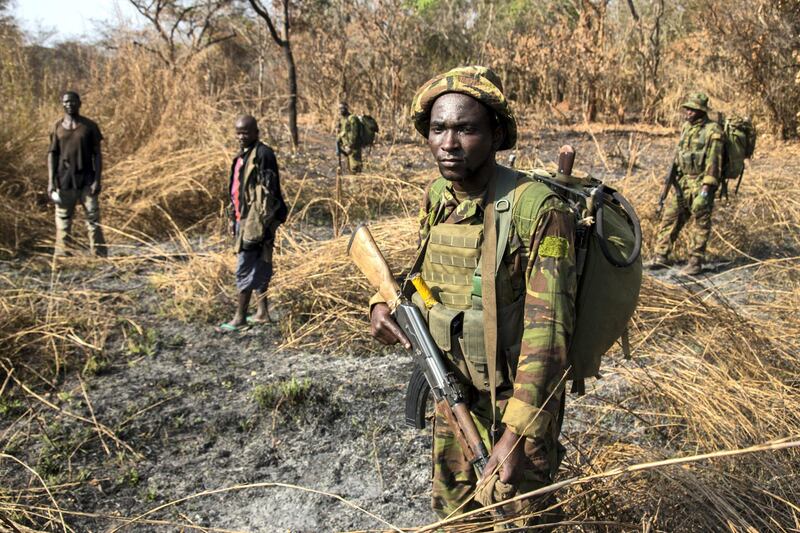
left=235, top=247, right=274, bottom=292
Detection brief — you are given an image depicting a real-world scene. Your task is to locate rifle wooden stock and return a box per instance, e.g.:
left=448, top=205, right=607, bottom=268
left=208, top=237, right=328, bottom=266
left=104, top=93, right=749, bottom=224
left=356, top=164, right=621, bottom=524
left=558, top=144, right=576, bottom=176
left=347, top=224, right=402, bottom=311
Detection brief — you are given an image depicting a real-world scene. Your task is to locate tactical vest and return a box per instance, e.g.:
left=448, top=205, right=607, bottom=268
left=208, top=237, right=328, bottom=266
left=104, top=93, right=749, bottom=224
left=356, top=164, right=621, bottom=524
left=676, top=120, right=716, bottom=177
left=411, top=169, right=553, bottom=393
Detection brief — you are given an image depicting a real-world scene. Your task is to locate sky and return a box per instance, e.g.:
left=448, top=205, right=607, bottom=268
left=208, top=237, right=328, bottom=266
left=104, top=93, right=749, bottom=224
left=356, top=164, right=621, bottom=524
left=12, top=0, right=144, bottom=42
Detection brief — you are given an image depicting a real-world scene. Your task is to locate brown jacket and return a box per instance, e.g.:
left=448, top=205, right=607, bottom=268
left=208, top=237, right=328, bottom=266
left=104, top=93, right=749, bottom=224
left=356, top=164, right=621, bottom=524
left=228, top=141, right=287, bottom=260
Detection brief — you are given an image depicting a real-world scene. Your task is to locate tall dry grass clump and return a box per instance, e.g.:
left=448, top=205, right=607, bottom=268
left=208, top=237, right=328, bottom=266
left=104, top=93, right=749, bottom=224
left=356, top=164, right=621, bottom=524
left=0, top=264, right=129, bottom=385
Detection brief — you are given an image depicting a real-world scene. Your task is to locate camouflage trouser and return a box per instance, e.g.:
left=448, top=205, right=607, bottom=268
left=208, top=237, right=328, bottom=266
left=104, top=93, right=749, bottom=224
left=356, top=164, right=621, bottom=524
left=654, top=176, right=714, bottom=260
left=431, top=390, right=565, bottom=528
left=346, top=148, right=363, bottom=174
left=54, top=186, right=106, bottom=257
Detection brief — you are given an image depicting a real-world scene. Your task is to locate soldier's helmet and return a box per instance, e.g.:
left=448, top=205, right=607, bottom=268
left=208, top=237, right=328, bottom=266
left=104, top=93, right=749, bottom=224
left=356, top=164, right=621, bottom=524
left=410, top=66, right=517, bottom=151
left=681, top=92, right=710, bottom=113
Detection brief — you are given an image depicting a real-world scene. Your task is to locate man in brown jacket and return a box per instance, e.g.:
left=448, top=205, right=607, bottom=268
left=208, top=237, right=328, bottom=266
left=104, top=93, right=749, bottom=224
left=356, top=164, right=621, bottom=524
left=219, top=115, right=287, bottom=331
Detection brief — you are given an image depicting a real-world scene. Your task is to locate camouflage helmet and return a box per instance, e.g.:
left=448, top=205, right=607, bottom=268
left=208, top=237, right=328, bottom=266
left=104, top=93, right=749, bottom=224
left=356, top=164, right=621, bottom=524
left=411, top=66, right=517, bottom=151
left=681, top=92, right=710, bottom=113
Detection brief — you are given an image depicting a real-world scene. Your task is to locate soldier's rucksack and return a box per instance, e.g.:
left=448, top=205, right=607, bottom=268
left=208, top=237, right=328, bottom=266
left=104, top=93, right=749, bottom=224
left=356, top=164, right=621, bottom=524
left=712, top=112, right=757, bottom=180
left=357, top=115, right=379, bottom=147
left=523, top=168, right=643, bottom=388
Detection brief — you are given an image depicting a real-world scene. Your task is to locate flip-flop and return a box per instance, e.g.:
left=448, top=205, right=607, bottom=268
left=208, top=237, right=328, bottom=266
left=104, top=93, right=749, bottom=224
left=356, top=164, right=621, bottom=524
left=216, top=322, right=250, bottom=333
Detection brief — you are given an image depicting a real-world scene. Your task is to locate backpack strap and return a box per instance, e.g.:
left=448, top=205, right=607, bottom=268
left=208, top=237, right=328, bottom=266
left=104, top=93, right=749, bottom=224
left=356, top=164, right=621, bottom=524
left=492, top=165, right=519, bottom=273
left=482, top=173, right=500, bottom=440
left=482, top=165, right=522, bottom=439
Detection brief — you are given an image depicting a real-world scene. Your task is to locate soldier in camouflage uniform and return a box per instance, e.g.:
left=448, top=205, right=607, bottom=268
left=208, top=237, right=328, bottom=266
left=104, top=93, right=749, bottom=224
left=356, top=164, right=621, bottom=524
left=649, top=93, right=724, bottom=275
left=369, top=66, right=577, bottom=527
left=337, top=102, right=364, bottom=174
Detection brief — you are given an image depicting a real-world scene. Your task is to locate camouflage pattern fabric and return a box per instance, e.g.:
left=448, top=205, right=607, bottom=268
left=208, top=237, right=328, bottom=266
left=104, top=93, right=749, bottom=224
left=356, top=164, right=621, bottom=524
left=654, top=175, right=714, bottom=260
left=338, top=115, right=363, bottom=173
left=411, top=66, right=517, bottom=151
left=654, top=116, right=723, bottom=259
left=432, top=391, right=565, bottom=525
left=681, top=92, right=710, bottom=113
left=675, top=117, right=724, bottom=187
left=418, top=177, right=577, bottom=518
left=502, top=205, right=576, bottom=440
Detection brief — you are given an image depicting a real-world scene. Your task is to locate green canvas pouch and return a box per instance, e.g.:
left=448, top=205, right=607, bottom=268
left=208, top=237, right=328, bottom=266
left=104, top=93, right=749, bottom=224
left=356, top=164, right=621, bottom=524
left=428, top=303, right=462, bottom=353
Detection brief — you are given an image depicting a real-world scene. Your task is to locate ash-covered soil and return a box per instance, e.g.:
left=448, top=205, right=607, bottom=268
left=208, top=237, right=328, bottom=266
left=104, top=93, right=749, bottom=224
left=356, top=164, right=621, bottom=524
left=0, top=251, right=434, bottom=532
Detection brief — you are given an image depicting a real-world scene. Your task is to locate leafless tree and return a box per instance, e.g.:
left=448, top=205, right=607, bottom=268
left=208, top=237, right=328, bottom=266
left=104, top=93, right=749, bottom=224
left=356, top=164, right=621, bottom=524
left=625, top=0, right=665, bottom=122
left=247, top=0, right=299, bottom=148
left=128, top=0, right=235, bottom=71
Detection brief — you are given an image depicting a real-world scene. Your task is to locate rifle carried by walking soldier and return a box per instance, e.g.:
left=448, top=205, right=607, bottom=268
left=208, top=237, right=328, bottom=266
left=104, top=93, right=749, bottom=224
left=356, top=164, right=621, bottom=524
left=657, top=162, right=683, bottom=214
left=347, top=225, right=491, bottom=475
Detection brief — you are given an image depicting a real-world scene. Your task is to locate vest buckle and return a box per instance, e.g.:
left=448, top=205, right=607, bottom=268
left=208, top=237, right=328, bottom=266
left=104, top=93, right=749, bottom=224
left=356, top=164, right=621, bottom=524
left=495, top=199, right=510, bottom=212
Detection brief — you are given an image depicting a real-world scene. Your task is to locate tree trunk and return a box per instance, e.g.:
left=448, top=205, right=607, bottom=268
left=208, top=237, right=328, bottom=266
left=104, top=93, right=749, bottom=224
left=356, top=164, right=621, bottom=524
left=258, top=55, right=265, bottom=116
left=283, top=42, right=299, bottom=148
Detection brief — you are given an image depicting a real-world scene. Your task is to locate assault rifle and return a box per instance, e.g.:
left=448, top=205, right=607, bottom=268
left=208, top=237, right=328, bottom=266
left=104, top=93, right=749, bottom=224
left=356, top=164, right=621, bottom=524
left=734, top=169, right=745, bottom=197
left=657, top=163, right=683, bottom=214
left=347, top=225, right=491, bottom=475
left=335, top=140, right=343, bottom=173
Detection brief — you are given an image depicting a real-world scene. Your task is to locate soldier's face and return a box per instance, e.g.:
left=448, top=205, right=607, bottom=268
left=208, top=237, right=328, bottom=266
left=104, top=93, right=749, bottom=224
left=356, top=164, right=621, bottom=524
left=684, top=107, right=703, bottom=123
left=62, top=94, right=81, bottom=116
left=235, top=123, right=258, bottom=150
left=428, top=93, right=499, bottom=183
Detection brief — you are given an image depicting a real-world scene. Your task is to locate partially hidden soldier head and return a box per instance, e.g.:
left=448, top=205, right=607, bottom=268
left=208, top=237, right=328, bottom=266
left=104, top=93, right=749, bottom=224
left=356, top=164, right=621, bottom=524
left=410, top=65, right=517, bottom=151
left=339, top=102, right=349, bottom=117
left=234, top=114, right=259, bottom=151
left=681, top=92, right=710, bottom=121
left=62, top=90, right=81, bottom=116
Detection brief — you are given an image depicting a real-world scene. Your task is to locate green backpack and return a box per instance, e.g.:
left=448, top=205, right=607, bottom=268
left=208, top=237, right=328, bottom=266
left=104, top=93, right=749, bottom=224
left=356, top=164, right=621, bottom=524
left=714, top=113, right=757, bottom=180
left=522, top=168, right=643, bottom=387
left=722, top=114, right=757, bottom=180
left=357, top=115, right=379, bottom=146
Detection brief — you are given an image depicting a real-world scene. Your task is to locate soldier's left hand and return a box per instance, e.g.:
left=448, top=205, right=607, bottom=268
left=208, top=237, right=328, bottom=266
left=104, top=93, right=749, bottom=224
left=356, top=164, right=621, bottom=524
left=483, top=427, right=525, bottom=486
left=691, top=190, right=709, bottom=213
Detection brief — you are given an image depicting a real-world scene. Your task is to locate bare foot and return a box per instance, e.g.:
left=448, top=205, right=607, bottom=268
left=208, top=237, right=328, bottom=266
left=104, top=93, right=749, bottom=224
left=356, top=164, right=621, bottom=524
left=247, top=313, right=272, bottom=324
left=228, top=314, right=247, bottom=327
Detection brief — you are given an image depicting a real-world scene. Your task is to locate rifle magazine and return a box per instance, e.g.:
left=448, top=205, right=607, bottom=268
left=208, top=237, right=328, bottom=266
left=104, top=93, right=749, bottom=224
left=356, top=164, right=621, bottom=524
left=405, top=364, right=431, bottom=429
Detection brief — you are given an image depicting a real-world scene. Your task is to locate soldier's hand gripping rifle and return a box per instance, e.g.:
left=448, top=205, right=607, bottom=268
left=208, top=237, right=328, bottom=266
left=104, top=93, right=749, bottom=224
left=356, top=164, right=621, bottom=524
left=347, top=225, right=491, bottom=475
left=657, top=163, right=683, bottom=214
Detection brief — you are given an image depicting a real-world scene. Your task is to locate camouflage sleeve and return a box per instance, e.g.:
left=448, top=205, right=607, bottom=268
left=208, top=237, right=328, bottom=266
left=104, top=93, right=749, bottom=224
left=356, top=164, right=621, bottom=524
left=501, top=198, right=577, bottom=440
left=703, top=126, right=724, bottom=187
left=341, top=116, right=360, bottom=149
